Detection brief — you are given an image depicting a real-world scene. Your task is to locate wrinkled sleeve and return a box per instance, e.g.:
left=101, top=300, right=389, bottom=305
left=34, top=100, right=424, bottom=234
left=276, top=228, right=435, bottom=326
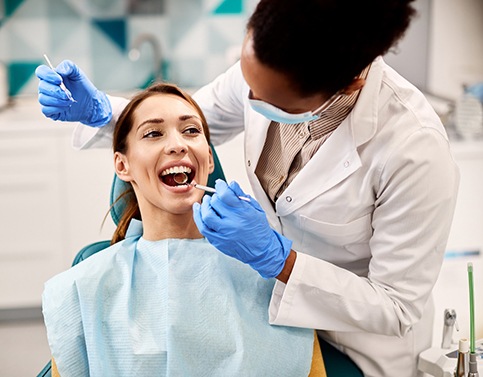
left=72, top=95, right=129, bottom=150
left=192, top=61, right=247, bottom=146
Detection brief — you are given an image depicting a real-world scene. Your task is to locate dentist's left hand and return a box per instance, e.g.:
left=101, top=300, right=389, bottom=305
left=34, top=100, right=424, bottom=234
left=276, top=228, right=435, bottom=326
left=35, top=60, right=112, bottom=127
left=193, top=180, right=292, bottom=279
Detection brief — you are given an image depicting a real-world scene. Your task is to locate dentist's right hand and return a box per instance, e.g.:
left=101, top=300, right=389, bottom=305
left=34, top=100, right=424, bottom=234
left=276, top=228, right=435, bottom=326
left=193, top=180, right=292, bottom=279
left=35, top=60, right=112, bottom=127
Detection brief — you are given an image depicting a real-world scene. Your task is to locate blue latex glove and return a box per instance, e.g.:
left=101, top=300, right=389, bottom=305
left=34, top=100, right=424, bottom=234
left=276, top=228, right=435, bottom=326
left=193, top=180, right=292, bottom=279
left=35, top=60, right=112, bottom=127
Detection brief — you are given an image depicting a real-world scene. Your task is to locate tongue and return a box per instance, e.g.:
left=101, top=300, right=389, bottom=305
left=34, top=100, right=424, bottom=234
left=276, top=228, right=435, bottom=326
left=162, top=174, right=180, bottom=187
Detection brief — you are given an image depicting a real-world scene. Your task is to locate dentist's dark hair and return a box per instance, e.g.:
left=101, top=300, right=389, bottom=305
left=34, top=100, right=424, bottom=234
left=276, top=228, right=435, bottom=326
left=110, top=82, right=211, bottom=243
left=247, top=0, right=417, bottom=96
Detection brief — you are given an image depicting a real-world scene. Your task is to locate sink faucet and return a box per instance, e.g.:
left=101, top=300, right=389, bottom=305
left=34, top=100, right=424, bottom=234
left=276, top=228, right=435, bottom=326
left=129, top=33, right=163, bottom=82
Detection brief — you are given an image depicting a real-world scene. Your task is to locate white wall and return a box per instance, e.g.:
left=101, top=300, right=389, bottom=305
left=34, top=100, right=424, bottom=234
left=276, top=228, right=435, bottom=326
left=427, top=0, right=483, bottom=99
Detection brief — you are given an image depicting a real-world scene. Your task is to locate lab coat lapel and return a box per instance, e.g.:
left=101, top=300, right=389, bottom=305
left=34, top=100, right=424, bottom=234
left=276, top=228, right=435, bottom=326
left=243, top=56, right=383, bottom=223
left=244, top=108, right=282, bottom=231
left=275, top=57, right=383, bottom=216
left=276, top=118, right=361, bottom=217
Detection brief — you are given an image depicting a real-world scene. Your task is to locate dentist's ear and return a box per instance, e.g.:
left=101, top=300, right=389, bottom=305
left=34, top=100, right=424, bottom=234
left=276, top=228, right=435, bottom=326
left=341, top=77, right=366, bottom=95
left=114, top=152, right=132, bottom=182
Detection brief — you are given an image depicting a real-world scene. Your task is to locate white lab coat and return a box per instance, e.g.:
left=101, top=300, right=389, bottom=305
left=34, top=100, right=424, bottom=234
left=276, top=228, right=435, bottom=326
left=73, top=56, right=460, bottom=377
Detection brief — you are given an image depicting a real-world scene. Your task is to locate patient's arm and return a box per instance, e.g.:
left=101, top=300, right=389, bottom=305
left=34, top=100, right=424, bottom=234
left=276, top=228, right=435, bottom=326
left=51, top=358, right=60, bottom=377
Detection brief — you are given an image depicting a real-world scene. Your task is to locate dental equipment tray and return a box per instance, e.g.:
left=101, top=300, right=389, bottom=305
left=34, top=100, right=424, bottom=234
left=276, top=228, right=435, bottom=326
left=418, top=338, right=483, bottom=376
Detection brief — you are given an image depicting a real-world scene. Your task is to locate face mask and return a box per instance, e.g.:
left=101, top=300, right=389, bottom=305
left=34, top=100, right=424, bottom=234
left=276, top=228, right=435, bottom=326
left=248, top=92, right=342, bottom=124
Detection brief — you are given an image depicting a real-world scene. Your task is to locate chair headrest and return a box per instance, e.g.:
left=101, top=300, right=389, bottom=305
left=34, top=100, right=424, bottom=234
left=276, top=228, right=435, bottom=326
left=109, top=174, right=131, bottom=226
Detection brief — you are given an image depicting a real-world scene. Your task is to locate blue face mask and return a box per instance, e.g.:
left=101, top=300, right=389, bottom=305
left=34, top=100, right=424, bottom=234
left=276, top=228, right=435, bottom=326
left=248, top=92, right=342, bottom=124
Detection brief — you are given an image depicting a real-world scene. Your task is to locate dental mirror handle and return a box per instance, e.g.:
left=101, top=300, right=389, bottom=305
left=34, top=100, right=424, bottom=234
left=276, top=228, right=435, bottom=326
left=192, top=183, right=251, bottom=202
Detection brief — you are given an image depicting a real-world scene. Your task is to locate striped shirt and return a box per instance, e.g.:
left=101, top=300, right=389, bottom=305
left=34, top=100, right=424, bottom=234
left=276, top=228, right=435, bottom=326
left=255, top=66, right=370, bottom=204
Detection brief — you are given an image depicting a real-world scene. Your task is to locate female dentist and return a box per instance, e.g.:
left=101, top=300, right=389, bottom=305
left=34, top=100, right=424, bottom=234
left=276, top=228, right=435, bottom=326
left=35, top=0, right=460, bottom=375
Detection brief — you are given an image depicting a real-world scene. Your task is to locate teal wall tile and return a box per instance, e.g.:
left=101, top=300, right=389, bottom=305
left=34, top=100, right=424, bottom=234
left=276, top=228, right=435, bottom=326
left=5, top=0, right=25, bottom=17
left=1, top=0, right=251, bottom=96
left=92, top=19, right=127, bottom=51
left=213, top=0, right=243, bottom=15
left=8, top=61, right=40, bottom=95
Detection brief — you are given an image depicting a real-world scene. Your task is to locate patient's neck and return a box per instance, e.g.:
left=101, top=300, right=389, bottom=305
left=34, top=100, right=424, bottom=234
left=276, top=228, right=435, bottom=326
left=142, top=211, right=203, bottom=241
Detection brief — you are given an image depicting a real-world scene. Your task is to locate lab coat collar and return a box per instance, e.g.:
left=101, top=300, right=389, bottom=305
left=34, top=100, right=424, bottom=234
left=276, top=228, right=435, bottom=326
left=245, top=57, right=384, bottom=218
left=351, top=56, right=384, bottom=147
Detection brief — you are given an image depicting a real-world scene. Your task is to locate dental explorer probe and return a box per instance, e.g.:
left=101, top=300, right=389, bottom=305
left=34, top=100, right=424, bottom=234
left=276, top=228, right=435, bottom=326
left=171, top=172, right=251, bottom=202
left=191, top=183, right=251, bottom=202
left=43, top=54, right=76, bottom=103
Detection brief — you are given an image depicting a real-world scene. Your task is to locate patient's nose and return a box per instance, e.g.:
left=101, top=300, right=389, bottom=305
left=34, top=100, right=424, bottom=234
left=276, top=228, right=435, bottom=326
left=166, top=134, right=187, bottom=154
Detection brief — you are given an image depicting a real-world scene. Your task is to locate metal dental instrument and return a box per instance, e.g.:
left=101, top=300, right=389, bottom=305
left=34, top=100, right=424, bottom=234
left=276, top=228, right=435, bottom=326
left=173, top=172, right=189, bottom=185
left=442, top=308, right=457, bottom=349
left=43, top=54, right=77, bottom=103
left=191, top=183, right=251, bottom=202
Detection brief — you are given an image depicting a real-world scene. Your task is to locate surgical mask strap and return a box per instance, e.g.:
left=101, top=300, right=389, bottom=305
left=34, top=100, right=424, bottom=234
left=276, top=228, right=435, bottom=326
left=312, top=91, right=343, bottom=116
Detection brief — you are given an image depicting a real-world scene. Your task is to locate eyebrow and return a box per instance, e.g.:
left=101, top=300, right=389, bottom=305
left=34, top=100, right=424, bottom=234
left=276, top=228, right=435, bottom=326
left=137, top=114, right=201, bottom=130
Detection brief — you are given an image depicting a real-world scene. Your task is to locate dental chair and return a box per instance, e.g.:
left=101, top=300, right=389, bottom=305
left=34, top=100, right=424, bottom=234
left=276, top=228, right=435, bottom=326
left=36, top=144, right=363, bottom=377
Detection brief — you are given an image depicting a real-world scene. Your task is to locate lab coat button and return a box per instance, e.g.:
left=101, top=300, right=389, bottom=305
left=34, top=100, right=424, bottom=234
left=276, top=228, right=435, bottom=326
left=285, top=196, right=293, bottom=202
left=247, top=160, right=251, bottom=167
left=344, top=160, right=350, bottom=168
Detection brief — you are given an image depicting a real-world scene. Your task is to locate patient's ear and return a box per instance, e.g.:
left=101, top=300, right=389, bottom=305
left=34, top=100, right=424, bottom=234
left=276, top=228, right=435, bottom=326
left=114, top=152, right=132, bottom=182
left=208, top=146, right=215, bottom=174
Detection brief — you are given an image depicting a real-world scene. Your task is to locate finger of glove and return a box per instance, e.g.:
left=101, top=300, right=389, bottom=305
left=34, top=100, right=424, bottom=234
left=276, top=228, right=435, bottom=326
left=193, top=202, right=209, bottom=234
left=56, top=60, right=97, bottom=96
left=38, top=81, right=72, bottom=103
left=226, top=180, right=265, bottom=212
left=213, top=179, right=246, bottom=208
left=194, top=201, right=250, bottom=262
left=35, top=65, right=62, bottom=85
left=39, top=103, right=71, bottom=120
left=193, top=202, right=228, bottom=246
left=197, top=195, right=226, bottom=233
left=56, top=60, right=83, bottom=81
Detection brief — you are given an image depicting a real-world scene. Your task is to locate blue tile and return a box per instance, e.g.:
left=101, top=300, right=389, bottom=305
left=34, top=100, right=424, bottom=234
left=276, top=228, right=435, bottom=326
left=92, top=19, right=127, bottom=51
left=5, top=0, right=26, bottom=17
left=212, top=0, right=243, bottom=15
left=7, top=61, right=41, bottom=96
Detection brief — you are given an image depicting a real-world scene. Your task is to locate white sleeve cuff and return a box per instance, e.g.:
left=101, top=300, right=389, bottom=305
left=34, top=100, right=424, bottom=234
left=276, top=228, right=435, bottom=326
left=71, top=95, right=129, bottom=150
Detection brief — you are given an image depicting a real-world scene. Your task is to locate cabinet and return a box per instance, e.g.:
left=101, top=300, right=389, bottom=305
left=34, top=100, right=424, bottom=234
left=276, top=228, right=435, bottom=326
left=0, top=99, right=115, bottom=309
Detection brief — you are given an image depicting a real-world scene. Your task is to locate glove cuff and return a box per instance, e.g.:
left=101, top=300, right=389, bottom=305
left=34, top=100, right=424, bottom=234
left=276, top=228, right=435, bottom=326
left=84, top=90, right=112, bottom=127
left=254, top=230, right=292, bottom=279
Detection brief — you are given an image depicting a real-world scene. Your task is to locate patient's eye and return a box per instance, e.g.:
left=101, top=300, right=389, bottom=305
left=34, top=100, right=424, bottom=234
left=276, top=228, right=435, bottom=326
left=183, top=125, right=202, bottom=135
left=142, top=129, right=163, bottom=138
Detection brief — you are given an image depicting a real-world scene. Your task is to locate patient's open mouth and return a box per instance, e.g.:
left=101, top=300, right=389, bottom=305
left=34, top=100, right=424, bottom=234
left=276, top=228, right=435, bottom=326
left=160, top=166, right=195, bottom=187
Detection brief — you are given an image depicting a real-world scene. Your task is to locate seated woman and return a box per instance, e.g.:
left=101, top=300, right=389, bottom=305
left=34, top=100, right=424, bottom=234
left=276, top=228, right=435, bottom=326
left=42, top=82, right=325, bottom=377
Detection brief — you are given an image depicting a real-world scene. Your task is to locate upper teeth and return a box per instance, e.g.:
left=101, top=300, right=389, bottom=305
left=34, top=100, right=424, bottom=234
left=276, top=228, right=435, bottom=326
left=161, top=166, right=192, bottom=176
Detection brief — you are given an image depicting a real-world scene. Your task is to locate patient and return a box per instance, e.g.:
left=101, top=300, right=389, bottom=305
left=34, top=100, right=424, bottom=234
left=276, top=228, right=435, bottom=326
left=42, top=83, right=325, bottom=377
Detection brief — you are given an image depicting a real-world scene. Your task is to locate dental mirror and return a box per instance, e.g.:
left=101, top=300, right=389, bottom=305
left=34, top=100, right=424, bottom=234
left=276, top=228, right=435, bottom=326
left=173, top=172, right=188, bottom=185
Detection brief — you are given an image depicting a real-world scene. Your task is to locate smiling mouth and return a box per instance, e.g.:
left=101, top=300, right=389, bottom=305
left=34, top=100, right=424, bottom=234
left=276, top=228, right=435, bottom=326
left=160, top=166, right=195, bottom=187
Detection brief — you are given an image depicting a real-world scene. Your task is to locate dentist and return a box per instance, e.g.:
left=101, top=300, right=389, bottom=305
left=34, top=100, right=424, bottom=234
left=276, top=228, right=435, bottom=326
left=36, top=0, right=460, bottom=376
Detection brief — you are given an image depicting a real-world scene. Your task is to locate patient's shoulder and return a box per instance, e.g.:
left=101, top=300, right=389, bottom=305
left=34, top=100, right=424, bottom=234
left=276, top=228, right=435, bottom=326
left=44, top=240, right=130, bottom=292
